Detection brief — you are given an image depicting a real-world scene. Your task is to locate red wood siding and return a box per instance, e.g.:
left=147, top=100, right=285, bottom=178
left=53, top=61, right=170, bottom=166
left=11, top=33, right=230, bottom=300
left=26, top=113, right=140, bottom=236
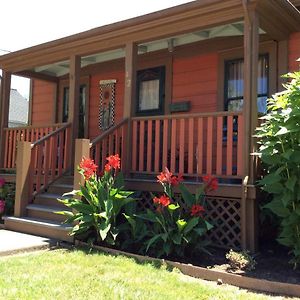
left=31, top=80, right=55, bottom=125
left=89, top=71, right=125, bottom=139
left=172, top=53, right=218, bottom=113
left=289, top=32, right=300, bottom=72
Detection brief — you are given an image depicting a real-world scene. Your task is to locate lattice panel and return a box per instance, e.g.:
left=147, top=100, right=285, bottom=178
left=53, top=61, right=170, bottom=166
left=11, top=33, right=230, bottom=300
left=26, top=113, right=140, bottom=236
left=137, top=191, right=241, bottom=249
left=205, top=196, right=241, bottom=249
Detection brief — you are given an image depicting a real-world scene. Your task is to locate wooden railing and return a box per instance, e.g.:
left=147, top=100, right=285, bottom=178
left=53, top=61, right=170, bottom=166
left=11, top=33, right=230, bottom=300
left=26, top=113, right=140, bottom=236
left=90, top=118, right=129, bottom=172
left=3, top=123, right=64, bottom=169
left=131, top=111, right=244, bottom=178
left=29, top=123, right=71, bottom=197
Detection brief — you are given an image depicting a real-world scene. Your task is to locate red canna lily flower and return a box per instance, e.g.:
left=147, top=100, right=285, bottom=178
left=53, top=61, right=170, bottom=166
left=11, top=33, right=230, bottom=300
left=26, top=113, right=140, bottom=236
left=170, top=173, right=184, bottom=186
left=157, top=167, right=184, bottom=186
left=190, top=204, right=205, bottom=217
left=79, top=157, right=98, bottom=180
left=203, top=175, right=218, bottom=192
left=153, top=194, right=171, bottom=207
left=104, top=164, right=112, bottom=172
left=106, top=154, right=121, bottom=170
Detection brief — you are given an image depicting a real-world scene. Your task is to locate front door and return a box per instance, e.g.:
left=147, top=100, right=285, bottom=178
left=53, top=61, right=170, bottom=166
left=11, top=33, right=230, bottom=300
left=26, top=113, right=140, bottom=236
left=62, top=85, right=87, bottom=138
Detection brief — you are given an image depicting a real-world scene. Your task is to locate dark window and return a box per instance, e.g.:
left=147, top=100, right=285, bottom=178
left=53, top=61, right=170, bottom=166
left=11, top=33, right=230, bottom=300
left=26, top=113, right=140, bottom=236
left=224, top=55, right=269, bottom=114
left=62, top=85, right=86, bottom=138
left=136, top=66, right=165, bottom=116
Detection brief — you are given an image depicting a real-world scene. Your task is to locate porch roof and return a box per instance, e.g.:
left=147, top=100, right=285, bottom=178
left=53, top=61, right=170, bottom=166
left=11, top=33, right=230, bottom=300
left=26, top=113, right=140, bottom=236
left=0, top=0, right=299, bottom=75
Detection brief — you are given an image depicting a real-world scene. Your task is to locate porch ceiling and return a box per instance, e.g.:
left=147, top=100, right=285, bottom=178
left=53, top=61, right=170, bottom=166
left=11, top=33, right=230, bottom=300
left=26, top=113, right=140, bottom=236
left=29, top=22, right=267, bottom=78
left=0, top=0, right=299, bottom=75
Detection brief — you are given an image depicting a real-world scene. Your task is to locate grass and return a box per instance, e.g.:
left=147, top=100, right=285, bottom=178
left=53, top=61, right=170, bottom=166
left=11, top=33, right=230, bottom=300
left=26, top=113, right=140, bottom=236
left=0, top=248, right=292, bottom=300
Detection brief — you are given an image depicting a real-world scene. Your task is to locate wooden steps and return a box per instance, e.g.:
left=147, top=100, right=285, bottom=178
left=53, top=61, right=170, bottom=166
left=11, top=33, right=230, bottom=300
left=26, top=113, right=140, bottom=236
left=3, top=216, right=73, bottom=242
left=4, top=176, right=74, bottom=243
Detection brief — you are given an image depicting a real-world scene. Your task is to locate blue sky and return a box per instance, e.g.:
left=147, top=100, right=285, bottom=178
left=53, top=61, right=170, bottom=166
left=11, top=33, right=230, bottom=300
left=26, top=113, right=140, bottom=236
left=1, top=0, right=193, bottom=98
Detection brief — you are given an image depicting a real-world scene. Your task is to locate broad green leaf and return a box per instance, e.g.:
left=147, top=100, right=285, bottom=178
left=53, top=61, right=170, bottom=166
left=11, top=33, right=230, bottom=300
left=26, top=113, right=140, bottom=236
left=259, top=173, right=281, bottom=185
left=163, top=242, right=172, bottom=255
left=55, top=210, right=74, bottom=217
left=176, top=219, right=187, bottom=232
left=183, top=217, right=199, bottom=234
left=285, top=176, right=297, bottom=192
left=62, top=190, right=80, bottom=197
left=99, top=223, right=111, bottom=241
left=168, top=203, right=180, bottom=211
left=179, top=184, right=194, bottom=207
left=145, top=234, right=162, bottom=252
left=115, top=172, right=125, bottom=189
left=264, top=200, right=290, bottom=218
left=171, top=232, right=182, bottom=245
left=205, top=221, right=214, bottom=231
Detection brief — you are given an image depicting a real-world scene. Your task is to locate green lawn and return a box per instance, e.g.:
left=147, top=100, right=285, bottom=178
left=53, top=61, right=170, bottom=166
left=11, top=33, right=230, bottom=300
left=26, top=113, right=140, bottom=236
left=0, top=248, right=290, bottom=300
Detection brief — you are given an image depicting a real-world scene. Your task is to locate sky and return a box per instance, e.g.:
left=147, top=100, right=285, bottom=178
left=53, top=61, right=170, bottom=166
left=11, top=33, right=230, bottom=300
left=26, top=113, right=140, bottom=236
left=0, top=0, right=194, bottom=99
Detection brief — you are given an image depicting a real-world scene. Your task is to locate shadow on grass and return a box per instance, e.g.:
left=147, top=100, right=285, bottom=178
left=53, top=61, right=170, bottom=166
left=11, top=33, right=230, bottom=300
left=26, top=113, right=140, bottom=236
left=56, top=241, right=178, bottom=273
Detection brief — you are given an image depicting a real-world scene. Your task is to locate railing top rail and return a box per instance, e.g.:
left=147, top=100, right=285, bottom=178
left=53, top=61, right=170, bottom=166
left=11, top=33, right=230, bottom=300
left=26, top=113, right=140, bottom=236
left=90, top=118, right=129, bottom=148
left=31, top=123, right=71, bottom=148
left=132, top=111, right=243, bottom=121
left=4, top=122, right=67, bottom=131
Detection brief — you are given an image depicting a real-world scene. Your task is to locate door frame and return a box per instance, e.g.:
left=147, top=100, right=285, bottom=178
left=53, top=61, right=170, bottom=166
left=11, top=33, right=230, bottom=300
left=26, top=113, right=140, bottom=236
left=58, top=76, right=90, bottom=138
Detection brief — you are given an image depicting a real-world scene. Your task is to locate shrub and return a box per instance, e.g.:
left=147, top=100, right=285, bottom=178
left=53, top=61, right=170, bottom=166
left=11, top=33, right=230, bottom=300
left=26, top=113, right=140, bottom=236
left=59, top=155, right=135, bottom=246
left=256, top=71, right=300, bottom=268
left=129, top=168, right=215, bottom=258
left=0, top=178, right=12, bottom=219
left=226, top=249, right=256, bottom=271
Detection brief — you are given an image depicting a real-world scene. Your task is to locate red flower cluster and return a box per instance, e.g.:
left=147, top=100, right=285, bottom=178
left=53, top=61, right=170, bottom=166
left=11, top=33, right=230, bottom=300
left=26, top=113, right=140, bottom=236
left=0, top=178, right=5, bottom=188
left=79, top=157, right=98, bottom=180
left=153, top=195, right=171, bottom=207
left=104, top=154, right=121, bottom=172
left=203, top=175, right=218, bottom=192
left=157, top=167, right=183, bottom=186
left=0, top=200, right=5, bottom=214
left=190, top=204, right=205, bottom=217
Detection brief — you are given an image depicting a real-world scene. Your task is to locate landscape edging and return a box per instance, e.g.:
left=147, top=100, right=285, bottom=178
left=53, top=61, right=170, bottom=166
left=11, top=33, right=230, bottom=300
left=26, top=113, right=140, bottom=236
left=75, top=240, right=300, bottom=298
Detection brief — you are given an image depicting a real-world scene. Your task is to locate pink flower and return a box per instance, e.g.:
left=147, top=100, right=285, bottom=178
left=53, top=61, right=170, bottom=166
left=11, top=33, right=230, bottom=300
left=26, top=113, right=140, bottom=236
left=0, top=178, right=5, bottom=188
left=0, top=200, right=5, bottom=214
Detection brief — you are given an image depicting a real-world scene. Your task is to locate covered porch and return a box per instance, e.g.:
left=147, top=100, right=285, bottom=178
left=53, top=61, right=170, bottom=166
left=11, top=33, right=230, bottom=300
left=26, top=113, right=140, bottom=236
left=0, top=0, right=300, bottom=251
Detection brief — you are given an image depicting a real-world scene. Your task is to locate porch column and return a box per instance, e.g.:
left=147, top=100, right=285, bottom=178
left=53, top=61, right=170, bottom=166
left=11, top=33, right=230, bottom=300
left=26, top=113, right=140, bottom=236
left=0, top=71, right=12, bottom=168
left=241, top=4, right=259, bottom=252
left=69, top=55, right=81, bottom=166
left=123, top=42, right=137, bottom=173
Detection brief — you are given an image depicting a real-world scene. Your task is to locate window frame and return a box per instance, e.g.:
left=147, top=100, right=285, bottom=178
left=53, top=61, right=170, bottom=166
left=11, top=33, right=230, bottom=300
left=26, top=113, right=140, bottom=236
left=135, top=66, right=166, bottom=116
left=224, top=54, right=270, bottom=113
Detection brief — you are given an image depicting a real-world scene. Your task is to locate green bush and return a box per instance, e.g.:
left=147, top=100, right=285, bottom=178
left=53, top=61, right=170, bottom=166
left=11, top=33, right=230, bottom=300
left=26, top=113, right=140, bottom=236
left=59, top=155, right=135, bottom=246
left=256, top=71, right=300, bottom=268
left=128, top=169, right=215, bottom=258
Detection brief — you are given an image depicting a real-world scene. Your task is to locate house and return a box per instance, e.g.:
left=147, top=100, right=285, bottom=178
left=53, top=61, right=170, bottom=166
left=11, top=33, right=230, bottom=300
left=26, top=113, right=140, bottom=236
left=0, top=0, right=299, bottom=250
left=8, top=89, right=28, bottom=127
left=0, top=77, right=28, bottom=127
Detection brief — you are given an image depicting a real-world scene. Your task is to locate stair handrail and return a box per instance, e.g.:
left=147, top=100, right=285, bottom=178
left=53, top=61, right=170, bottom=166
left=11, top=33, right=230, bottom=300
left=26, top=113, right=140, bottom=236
left=90, top=118, right=129, bottom=148
left=31, top=122, right=71, bottom=148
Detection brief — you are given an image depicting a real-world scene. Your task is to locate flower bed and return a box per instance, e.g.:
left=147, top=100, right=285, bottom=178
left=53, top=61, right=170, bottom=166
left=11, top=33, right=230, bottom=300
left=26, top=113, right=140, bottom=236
left=0, top=178, right=15, bottom=223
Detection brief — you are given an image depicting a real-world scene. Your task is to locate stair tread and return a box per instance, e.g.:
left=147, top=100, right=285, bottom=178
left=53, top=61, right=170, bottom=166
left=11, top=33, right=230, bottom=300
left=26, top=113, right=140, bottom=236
left=50, top=183, right=73, bottom=189
left=27, top=204, right=71, bottom=213
left=3, top=216, right=72, bottom=230
left=36, top=193, right=70, bottom=199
